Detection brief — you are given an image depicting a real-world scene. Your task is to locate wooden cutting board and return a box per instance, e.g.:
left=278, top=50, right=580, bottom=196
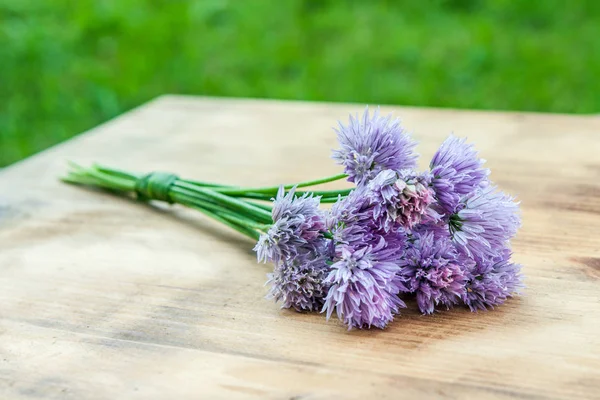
left=1, top=96, right=599, bottom=399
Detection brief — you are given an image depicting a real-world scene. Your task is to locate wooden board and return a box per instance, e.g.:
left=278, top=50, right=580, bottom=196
left=1, top=96, right=599, bottom=399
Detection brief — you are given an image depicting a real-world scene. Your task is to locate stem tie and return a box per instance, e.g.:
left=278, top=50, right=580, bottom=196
left=135, top=172, right=179, bottom=203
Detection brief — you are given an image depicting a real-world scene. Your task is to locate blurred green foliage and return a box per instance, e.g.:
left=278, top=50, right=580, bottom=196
left=1, top=0, right=599, bottom=166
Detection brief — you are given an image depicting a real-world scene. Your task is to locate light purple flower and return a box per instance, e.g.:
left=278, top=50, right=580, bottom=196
left=255, top=187, right=325, bottom=264
left=449, top=186, right=521, bottom=262
left=464, top=249, right=523, bottom=311
left=411, top=222, right=451, bottom=241
left=400, top=231, right=468, bottom=314
left=271, top=185, right=321, bottom=223
left=322, top=238, right=407, bottom=329
left=430, top=135, right=490, bottom=214
left=267, top=251, right=330, bottom=312
left=367, top=169, right=438, bottom=231
left=326, top=185, right=378, bottom=246
left=332, top=107, right=418, bottom=184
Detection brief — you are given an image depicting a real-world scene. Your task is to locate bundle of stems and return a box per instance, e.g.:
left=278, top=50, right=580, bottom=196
left=62, top=163, right=351, bottom=240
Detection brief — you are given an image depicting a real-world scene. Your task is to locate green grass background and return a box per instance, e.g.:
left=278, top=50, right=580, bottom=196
left=2, top=0, right=599, bottom=167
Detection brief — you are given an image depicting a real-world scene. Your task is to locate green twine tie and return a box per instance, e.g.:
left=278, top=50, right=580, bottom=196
left=135, top=172, right=179, bottom=203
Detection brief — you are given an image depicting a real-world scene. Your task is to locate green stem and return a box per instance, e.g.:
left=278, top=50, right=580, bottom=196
left=320, top=197, right=343, bottom=203
left=178, top=179, right=232, bottom=188
left=94, top=164, right=233, bottom=189
left=173, top=185, right=271, bottom=223
left=63, top=162, right=136, bottom=192
left=179, top=199, right=261, bottom=240
left=175, top=182, right=273, bottom=223
left=93, top=164, right=142, bottom=181
left=218, top=213, right=270, bottom=230
left=171, top=188, right=269, bottom=228
left=245, top=200, right=273, bottom=211
left=61, top=163, right=351, bottom=240
left=200, top=173, right=347, bottom=195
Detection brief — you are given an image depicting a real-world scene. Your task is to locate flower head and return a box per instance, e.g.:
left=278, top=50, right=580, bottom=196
left=254, top=187, right=325, bottom=264
left=267, top=251, right=330, bottom=312
left=449, top=186, right=520, bottom=262
left=332, top=107, right=418, bottom=184
left=400, top=231, right=468, bottom=314
left=322, top=237, right=407, bottom=329
left=271, top=185, right=322, bottom=223
left=367, top=169, right=438, bottom=231
left=430, top=135, right=489, bottom=214
left=464, top=249, right=523, bottom=311
left=411, top=222, right=451, bottom=241
left=326, top=185, right=379, bottom=247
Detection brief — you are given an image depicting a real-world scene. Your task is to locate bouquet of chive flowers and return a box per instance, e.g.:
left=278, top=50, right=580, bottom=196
left=64, top=108, right=522, bottom=330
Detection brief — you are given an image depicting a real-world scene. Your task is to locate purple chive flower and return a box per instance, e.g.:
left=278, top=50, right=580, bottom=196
left=449, top=186, right=521, bottom=262
left=322, top=238, right=407, bottom=329
left=326, top=185, right=409, bottom=265
left=367, top=169, right=438, bottom=232
left=411, top=222, right=451, bottom=241
left=399, top=231, right=468, bottom=314
left=430, top=135, right=490, bottom=214
left=332, top=107, right=418, bottom=184
left=267, top=251, right=330, bottom=312
left=464, top=249, right=523, bottom=311
left=254, top=186, right=325, bottom=264
left=326, top=185, right=378, bottom=246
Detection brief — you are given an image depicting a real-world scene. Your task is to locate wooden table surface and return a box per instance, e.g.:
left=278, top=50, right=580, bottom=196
left=1, top=96, right=599, bottom=399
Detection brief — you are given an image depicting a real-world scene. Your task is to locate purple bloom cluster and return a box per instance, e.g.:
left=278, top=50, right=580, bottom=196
left=430, top=135, right=489, bottom=214
left=257, top=107, right=523, bottom=329
left=323, top=238, right=407, bottom=329
left=266, top=252, right=329, bottom=312
left=332, top=108, right=417, bottom=184
left=255, top=187, right=330, bottom=312
left=450, top=186, right=520, bottom=262
left=367, top=169, right=438, bottom=231
left=399, top=231, right=468, bottom=314
left=464, top=249, right=523, bottom=311
left=255, top=187, right=325, bottom=264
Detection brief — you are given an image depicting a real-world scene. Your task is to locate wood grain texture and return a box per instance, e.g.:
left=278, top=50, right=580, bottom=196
left=1, top=96, right=599, bottom=399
